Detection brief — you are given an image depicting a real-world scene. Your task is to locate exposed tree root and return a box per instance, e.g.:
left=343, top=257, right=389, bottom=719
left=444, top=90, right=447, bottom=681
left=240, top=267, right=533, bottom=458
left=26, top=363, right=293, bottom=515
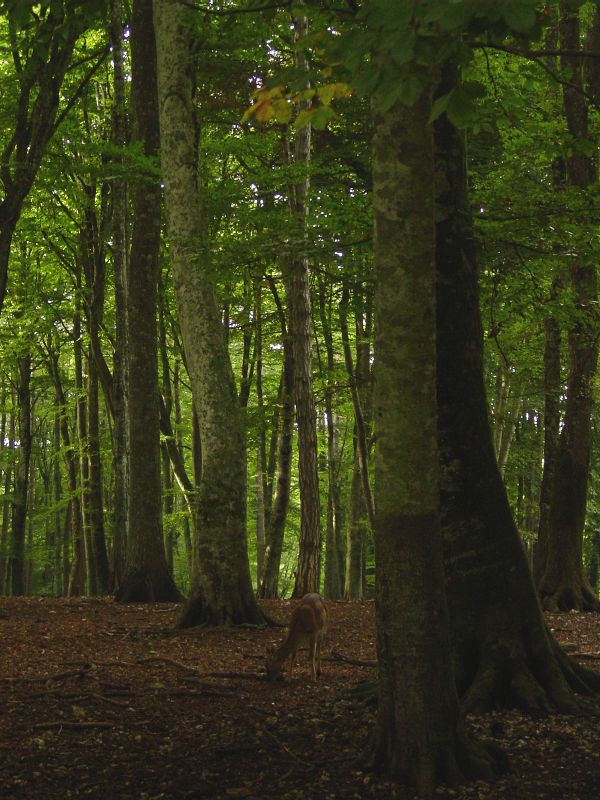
left=114, top=572, right=182, bottom=603
left=177, top=593, right=272, bottom=629
left=369, top=723, right=504, bottom=796
left=458, top=624, right=600, bottom=716
left=539, top=581, right=600, bottom=613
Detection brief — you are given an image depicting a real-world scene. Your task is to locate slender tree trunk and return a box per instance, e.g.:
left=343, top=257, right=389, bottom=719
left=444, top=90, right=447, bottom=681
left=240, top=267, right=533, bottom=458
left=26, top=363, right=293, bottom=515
left=69, top=311, right=87, bottom=597
left=285, top=18, right=321, bottom=596
left=109, top=0, right=129, bottom=595
left=25, top=455, right=35, bottom=595
left=258, top=281, right=295, bottom=599
left=254, top=280, right=267, bottom=584
left=155, top=0, right=264, bottom=624
left=87, top=363, right=109, bottom=593
left=345, top=454, right=367, bottom=600
left=339, top=285, right=374, bottom=530
left=538, top=5, right=600, bottom=612
left=534, top=279, right=562, bottom=583
left=318, top=279, right=344, bottom=600
left=53, top=408, right=63, bottom=596
left=116, top=0, right=180, bottom=603
left=9, top=355, right=32, bottom=596
left=0, top=395, right=15, bottom=595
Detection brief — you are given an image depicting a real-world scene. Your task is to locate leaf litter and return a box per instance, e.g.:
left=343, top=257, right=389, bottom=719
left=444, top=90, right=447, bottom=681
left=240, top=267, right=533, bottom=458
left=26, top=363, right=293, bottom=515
left=0, top=598, right=599, bottom=799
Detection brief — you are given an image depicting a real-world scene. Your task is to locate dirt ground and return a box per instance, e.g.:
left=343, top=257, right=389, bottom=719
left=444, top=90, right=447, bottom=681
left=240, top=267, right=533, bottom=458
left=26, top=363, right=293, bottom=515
left=0, top=597, right=599, bottom=800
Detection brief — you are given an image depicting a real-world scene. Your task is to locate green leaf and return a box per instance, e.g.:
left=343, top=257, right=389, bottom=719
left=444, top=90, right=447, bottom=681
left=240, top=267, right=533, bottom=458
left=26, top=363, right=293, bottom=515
left=502, top=2, right=537, bottom=34
left=429, top=90, right=453, bottom=123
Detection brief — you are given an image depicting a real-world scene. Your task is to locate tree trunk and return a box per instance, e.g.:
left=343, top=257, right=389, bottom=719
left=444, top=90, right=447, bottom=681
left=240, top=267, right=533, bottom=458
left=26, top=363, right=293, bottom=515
left=53, top=408, right=63, bottom=596
left=109, top=0, right=129, bottom=594
left=318, top=279, right=344, bottom=600
left=9, top=355, right=32, bottom=596
left=116, top=0, right=180, bottom=603
left=534, top=279, right=561, bottom=583
left=345, top=457, right=367, bottom=601
left=155, top=0, right=264, bottom=625
left=538, top=4, right=600, bottom=612
left=258, top=281, right=295, bottom=599
left=434, top=65, right=600, bottom=714
left=68, top=310, right=88, bottom=597
left=370, top=86, right=493, bottom=793
left=285, top=17, right=321, bottom=597
left=0, top=393, right=15, bottom=595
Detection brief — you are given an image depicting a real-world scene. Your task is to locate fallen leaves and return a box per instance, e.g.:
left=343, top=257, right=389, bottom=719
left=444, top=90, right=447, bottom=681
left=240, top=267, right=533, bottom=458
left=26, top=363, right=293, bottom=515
left=0, top=598, right=599, bottom=799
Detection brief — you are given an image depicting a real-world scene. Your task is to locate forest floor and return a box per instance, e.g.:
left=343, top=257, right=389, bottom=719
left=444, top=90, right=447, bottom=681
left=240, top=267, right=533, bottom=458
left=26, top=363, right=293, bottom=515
left=0, top=598, right=599, bottom=800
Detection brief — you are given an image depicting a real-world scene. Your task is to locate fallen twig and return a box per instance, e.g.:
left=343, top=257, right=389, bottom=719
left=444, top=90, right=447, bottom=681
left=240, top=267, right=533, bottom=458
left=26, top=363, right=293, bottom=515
left=137, top=655, right=201, bottom=674
left=327, top=651, right=377, bottom=668
left=32, top=721, right=114, bottom=730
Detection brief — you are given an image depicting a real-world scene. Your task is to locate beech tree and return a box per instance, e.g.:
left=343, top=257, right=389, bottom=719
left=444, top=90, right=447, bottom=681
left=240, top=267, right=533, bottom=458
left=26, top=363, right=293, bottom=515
left=435, top=63, right=600, bottom=713
left=116, top=0, right=180, bottom=603
left=154, top=0, right=265, bottom=625
left=369, top=58, right=498, bottom=793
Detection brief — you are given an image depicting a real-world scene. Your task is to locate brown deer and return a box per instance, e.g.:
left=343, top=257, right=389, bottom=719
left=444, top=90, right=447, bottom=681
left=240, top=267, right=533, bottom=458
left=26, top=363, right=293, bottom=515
left=265, top=593, right=327, bottom=681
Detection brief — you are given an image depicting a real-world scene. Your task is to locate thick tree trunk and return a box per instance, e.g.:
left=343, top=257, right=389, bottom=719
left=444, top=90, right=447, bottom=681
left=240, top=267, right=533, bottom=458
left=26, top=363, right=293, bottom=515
left=434, top=67, right=600, bottom=714
left=155, top=0, right=264, bottom=625
left=116, top=0, right=180, bottom=603
left=371, top=87, right=494, bottom=793
left=538, top=5, right=600, bottom=612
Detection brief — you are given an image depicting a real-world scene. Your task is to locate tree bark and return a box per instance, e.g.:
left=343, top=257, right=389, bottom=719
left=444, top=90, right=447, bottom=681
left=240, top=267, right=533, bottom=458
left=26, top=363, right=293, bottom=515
left=318, top=279, right=344, bottom=600
left=434, top=65, right=600, bottom=714
left=155, top=0, right=265, bottom=625
left=370, top=86, right=494, bottom=792
left=9, top=355, right=32, bottom=596
left=109, top=0, right=129, bottom=594
left=258, top=280, right=295, bottom=599
left=537, top=4, right=600, bottom=612
left=286, top=16, right=321, bottom=597
left=534, top=279, right=561, bottom=583
left=116, top=0, right=180, bottom=603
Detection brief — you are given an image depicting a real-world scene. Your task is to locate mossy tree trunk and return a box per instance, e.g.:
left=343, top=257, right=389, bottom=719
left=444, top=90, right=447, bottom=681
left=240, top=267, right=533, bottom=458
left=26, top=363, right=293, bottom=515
left=435, top=65, right=600, bottom=714
left=116, top=0, right=180, bottom=603
left=370, top=86, right=495, bottom=793
left=155, top=0, right=265, bottom=625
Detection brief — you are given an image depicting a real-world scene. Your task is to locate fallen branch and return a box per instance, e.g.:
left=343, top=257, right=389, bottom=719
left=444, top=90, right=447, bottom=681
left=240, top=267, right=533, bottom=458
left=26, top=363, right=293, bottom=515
left=327, top=651, right=377, bottom=668
left=137, top=655, right=201, bottom=674
left=32, top=721, right=114, bottom=731
left=200, top=670, right=264, bottom=681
